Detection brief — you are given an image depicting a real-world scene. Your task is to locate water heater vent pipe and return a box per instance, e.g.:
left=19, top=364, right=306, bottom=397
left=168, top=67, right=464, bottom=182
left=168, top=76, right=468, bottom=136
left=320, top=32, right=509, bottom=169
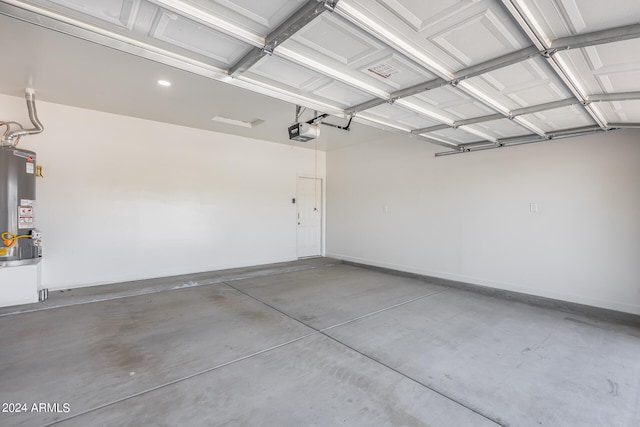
left=1, top=88, right=44, bottom=147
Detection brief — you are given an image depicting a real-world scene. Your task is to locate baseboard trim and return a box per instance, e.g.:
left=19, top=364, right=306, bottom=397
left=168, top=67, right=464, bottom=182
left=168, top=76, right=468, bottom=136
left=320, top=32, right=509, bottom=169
left=342, top=260, right=640, bottom=327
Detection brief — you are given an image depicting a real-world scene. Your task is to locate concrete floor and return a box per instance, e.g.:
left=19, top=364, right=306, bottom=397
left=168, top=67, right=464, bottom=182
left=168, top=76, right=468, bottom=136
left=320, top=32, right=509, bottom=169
left=1, top=260, right=639, bottom=426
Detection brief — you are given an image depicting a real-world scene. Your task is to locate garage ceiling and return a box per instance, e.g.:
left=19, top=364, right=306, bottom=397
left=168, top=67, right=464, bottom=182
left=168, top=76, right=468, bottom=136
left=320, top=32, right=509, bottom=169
left=1, top=0, right=639, bottom=155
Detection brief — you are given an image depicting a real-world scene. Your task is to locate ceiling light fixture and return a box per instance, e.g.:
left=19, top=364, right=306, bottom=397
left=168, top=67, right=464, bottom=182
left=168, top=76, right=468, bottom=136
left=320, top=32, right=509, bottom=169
left=157, top=79, right=171, bottom=87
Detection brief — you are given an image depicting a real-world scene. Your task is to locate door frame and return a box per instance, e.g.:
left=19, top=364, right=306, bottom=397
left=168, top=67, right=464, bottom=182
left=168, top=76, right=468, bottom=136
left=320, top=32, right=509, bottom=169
left=296, top=174, right=325, bottom=258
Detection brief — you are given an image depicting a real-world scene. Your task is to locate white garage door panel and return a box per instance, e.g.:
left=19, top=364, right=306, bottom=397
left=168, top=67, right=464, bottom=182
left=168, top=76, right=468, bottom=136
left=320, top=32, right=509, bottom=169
left=359, top=54, right=435, bottom=91
left=151, top=12, right=253, bottom=66
left=518, top=105, right=595, bottom=132
left=149, top=0, right=305, bottom=38
left=248, top=55, right=331, bottom=91
left=594, top=101, right=640, bottom=124
left=467, top=118, right=532, bottom=139
left=359, top=104, right=442, bottom=130
left=312, top=81, right=374, bottom=107
left=556, top=39, right=640, bottom=95
left=284, top=14, right=433, bottom=93
left=464, top=57, right=573, bottom=110
left=291, top=13, right=384, bottom=65
left=430, top=5, right=528, bottom=68
left=406, top=86, right=496, bottom=121
left=375, top=0, right=472, bottom=33
left=246, top=55, right=372, bottom=108
left=338, top=0, right=530, bottom=75
left=39, top=0, right=138, bottom=27
left=424, top=127, right=485, bottom=144
left=514, top=0, right=640, bottom=41
left=334, top=0, right=462, bottom=74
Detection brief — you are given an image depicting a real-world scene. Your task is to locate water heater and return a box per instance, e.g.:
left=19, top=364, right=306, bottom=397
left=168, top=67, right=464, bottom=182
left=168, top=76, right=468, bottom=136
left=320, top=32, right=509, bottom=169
left=0, top=89, right=44, bottom=267
left=0, top=146, right=41, bottom=266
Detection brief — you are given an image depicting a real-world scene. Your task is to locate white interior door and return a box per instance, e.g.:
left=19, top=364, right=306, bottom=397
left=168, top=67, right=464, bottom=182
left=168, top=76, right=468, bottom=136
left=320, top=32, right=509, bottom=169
left=297, top=177, right=322, bottom=258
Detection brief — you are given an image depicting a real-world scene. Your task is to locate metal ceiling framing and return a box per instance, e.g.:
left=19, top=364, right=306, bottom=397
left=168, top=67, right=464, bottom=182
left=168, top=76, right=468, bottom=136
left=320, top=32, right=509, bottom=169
left=336, top=1, right=640, bottom=154
left=1, top=0, right=639, bottom=155
left=228, top=0, right=337, bottom=77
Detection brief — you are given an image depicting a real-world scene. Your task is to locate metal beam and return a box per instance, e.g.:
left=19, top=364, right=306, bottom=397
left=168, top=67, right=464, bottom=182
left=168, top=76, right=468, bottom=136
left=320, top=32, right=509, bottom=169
left=457, top=140, right=501, bottom=149
left=413, top=113, right=503, bottom=135
left=435, top=127, right=611, bottom=157
left=454, top=113, right=504, bottom=126
left=345, top=98, right=388, bottom=115
left=430, top=5, right=640, bottom=149
left=457, top=134, right=546, bottom=149
left=549, top=23, right=640, bottom=53
left=606, top=123, right=640, bottom=129
left=452, top=46, right=539, bottom=83
left=356, top=93, right=600, bottom=145
left=404, top=98, right=588, bottom=136
left=587, top=92, right=640, bottom=103
left=411, top=124, right=450, bottom=134
left=497, top=134, right=546, bottom=145
left=228, top=47, right=264, bottom=77
left=345, top=78, right=447, bottom=114
left=346, top=42, right=583, bottom=118
left=414, top=134, right=461, bottom=150
left=387, top=78, right=449, bottom=101
left=346, top=47, right=539, bottom=115
left=510, top=98, right=579, bottom=116
left=230, top=0, right=336, bottom=77
left=546, top=125, right=603, bottom=138
left=540, top=54, right=607, bottom=130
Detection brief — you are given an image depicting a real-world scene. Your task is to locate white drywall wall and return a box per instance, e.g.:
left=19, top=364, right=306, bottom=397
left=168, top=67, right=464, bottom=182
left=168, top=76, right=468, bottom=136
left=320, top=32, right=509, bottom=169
left=327, top=130, right=640, bottom=315
left=0, top=94, right=325, bottom=291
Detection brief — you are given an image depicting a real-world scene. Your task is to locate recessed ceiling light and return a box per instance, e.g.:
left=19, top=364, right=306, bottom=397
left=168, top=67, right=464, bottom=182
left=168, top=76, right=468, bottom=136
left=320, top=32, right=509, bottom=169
left=157, top=80, right=171, bottom=87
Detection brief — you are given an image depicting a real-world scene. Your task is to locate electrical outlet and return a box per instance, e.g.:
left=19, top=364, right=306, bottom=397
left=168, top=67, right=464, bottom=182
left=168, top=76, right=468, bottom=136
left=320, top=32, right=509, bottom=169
left=529, top=203, right=538, bottom=213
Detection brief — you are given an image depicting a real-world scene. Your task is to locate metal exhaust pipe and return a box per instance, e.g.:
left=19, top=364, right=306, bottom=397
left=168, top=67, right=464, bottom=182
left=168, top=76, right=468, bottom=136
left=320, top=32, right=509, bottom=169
left=2, top=88, right=44, bottom=146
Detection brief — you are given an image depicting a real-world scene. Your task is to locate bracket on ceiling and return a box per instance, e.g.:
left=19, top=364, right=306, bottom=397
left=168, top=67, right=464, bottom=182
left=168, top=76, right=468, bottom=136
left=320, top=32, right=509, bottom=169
left=263, top=43, right=276, bottom=55
left=295, top=105, right=352, bottom=131
left=323, top=0, right=339, bottom=12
